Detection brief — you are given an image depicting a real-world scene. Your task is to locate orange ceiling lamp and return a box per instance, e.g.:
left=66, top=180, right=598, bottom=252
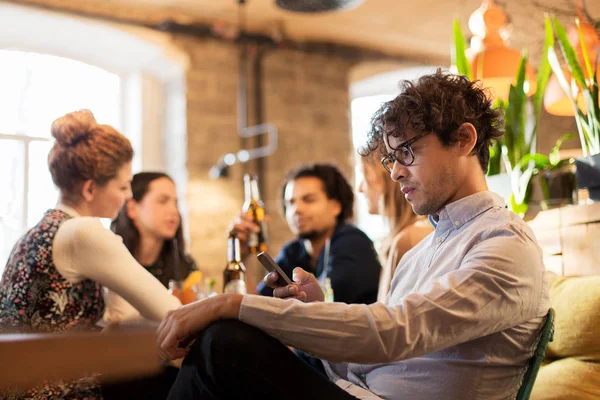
left=466, top=0, right=537, bottom=101
left=544, top=7, right=599, bottom=116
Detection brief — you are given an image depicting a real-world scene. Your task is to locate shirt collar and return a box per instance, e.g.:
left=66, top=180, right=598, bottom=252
left=432, top=191, right=505, bottom=231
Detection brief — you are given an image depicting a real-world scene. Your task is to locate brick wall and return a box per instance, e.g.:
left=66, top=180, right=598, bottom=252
left=173, top=35, right=356, bottom=287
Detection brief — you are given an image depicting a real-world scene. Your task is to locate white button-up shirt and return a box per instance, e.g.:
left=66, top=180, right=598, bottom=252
left=239, top=191, right=550, bottom=399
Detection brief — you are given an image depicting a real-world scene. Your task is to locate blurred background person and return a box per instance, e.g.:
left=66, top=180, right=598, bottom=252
left=111, top=172, right=197, bottom=287
left=231, top=163, right=381, bottom=305
left=106, top=171, right=199, bottom=323
left=0, top=110, right=181, bottom=399
left=358, top=154, right=432, bottom=302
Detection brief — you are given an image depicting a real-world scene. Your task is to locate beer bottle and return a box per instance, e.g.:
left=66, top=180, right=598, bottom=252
left=242, top=173, right=268, bottom=253
left=323, top=277, right=334, bottom=303
left=223, top=231, right=247, bottom=294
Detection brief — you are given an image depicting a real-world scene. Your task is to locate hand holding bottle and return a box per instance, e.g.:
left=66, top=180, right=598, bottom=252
left=228, top=212, right=271, bottom=260
left=228, top=212, right=258, bottom=260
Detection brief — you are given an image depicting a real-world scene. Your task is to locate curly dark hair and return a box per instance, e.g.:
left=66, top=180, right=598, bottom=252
left=359, top=68, right=504, bottom=172
left=280, top=163, right=354, bottom=226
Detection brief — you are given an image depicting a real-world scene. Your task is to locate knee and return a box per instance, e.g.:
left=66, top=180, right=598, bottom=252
left=186, top=320, right=263, bottom=364
left=202, top=319, right=260, bottom=347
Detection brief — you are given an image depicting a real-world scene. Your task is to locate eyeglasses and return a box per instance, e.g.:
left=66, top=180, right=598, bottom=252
left=380, top=131, right=430, bottom=173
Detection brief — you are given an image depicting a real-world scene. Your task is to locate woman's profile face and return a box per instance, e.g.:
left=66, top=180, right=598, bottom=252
left=130, top=177, right=180, bottom=241
left=358, top=161, right=385, bottom=216
left=91, top=162, right=133, bottom=219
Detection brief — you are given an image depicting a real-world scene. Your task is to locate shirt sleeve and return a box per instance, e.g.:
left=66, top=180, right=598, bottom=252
left=327, top=233, right=381, bottom=304
left=239, top=226, right=548, bottom=364
left=53, top=217, right=181, bottom=322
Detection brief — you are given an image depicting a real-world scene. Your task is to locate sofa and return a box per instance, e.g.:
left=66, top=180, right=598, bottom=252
left=531, top=273, right=600, bottom=399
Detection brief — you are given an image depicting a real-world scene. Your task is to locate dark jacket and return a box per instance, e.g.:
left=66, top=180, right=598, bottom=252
left=257, top=223, right=381, bottom=304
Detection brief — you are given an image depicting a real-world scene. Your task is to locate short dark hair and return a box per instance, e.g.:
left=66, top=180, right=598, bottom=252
left=360, top=68, right=504, bottom=172
left=280, top=163, right=354, bottom=226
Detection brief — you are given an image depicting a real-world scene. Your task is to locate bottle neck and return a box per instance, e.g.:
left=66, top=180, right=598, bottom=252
left=227, top=234, right=241, bottom=263
left=244, top=175, right=262, bottom=202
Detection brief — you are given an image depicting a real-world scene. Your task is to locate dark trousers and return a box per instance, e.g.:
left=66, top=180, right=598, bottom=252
left=102, top=365, right=179, bottom=400
left=167, top=320, right=358, bottom=400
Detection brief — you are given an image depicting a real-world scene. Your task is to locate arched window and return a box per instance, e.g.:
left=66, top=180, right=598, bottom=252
left=0, top=49, right=121, bottom=269
left=0, top=4, right=189, bottom=273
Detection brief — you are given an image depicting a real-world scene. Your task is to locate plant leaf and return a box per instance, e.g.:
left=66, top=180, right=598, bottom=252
left=510, top=153, right=549, bottom=216
left=549, top=133, right=575, bottom=165
left=516, top=153, right=551, bottom=170
left=452, top=19, right=473, bottom=79
left=553, top=17, right=588, bottom=90
left=547, top=44, right=589, bottom=155
left=577, top=18, right=594, bottom=81
left=531, top=16, right=554, bottom=152
left=510, top=193, right=529, bottom=216
left=487, top=140, right=502, bottom=176
left=505, top=53, right=528, bottom=169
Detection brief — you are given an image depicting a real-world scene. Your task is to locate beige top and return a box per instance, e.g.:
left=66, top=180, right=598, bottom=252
left=53, top=204, right=181, bottom=323
left=377, top=219, right=433, bottom=303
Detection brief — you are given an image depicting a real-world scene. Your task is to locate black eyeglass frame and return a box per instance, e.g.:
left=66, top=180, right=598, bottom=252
left=380, top=131, right=430, bottom=173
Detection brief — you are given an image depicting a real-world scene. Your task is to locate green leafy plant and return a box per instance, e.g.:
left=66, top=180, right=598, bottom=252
left=546, top=15, right=600, bottom=156
left=501, top=25, right=553, bottom=214
left=452, top=18, right=557, bottom=215
left=508, top=133, right=574, bottom=215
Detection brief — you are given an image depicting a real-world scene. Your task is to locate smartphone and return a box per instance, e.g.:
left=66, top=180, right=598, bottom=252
left=256, top=251, right=294, bottom=287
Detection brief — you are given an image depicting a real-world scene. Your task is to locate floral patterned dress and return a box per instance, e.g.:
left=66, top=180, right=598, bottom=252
left=0, top=209, right=105, bottom=399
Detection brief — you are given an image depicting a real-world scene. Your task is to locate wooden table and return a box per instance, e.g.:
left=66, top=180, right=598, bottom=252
left=0, top=328, right=161, bottom=390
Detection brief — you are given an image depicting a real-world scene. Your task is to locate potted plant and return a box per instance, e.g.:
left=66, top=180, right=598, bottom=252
left=452, top=18, right=576, bottom=215
left=546, top=15, right=600, bottom=200
left=519, top=133, right=577, bottom=211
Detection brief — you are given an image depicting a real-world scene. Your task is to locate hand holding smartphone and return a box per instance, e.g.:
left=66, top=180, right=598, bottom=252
left=256, top=251, right=294, bottom=287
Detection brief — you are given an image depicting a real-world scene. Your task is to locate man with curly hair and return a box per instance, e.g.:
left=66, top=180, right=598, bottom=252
left=231, top=163, right=382, bottom=306
left=158, top=69, right=550, bottom=400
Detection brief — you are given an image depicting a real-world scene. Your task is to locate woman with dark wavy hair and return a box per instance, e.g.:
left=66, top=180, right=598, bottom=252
left=107, top=172, right=197, bottom=321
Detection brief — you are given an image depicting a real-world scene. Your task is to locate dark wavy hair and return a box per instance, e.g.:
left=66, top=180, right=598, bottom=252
left=359, top=68, right=504, bottom=172
left=111, top=172, right=195, bottom=286
left=280, top=163, right=354, bottom=226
